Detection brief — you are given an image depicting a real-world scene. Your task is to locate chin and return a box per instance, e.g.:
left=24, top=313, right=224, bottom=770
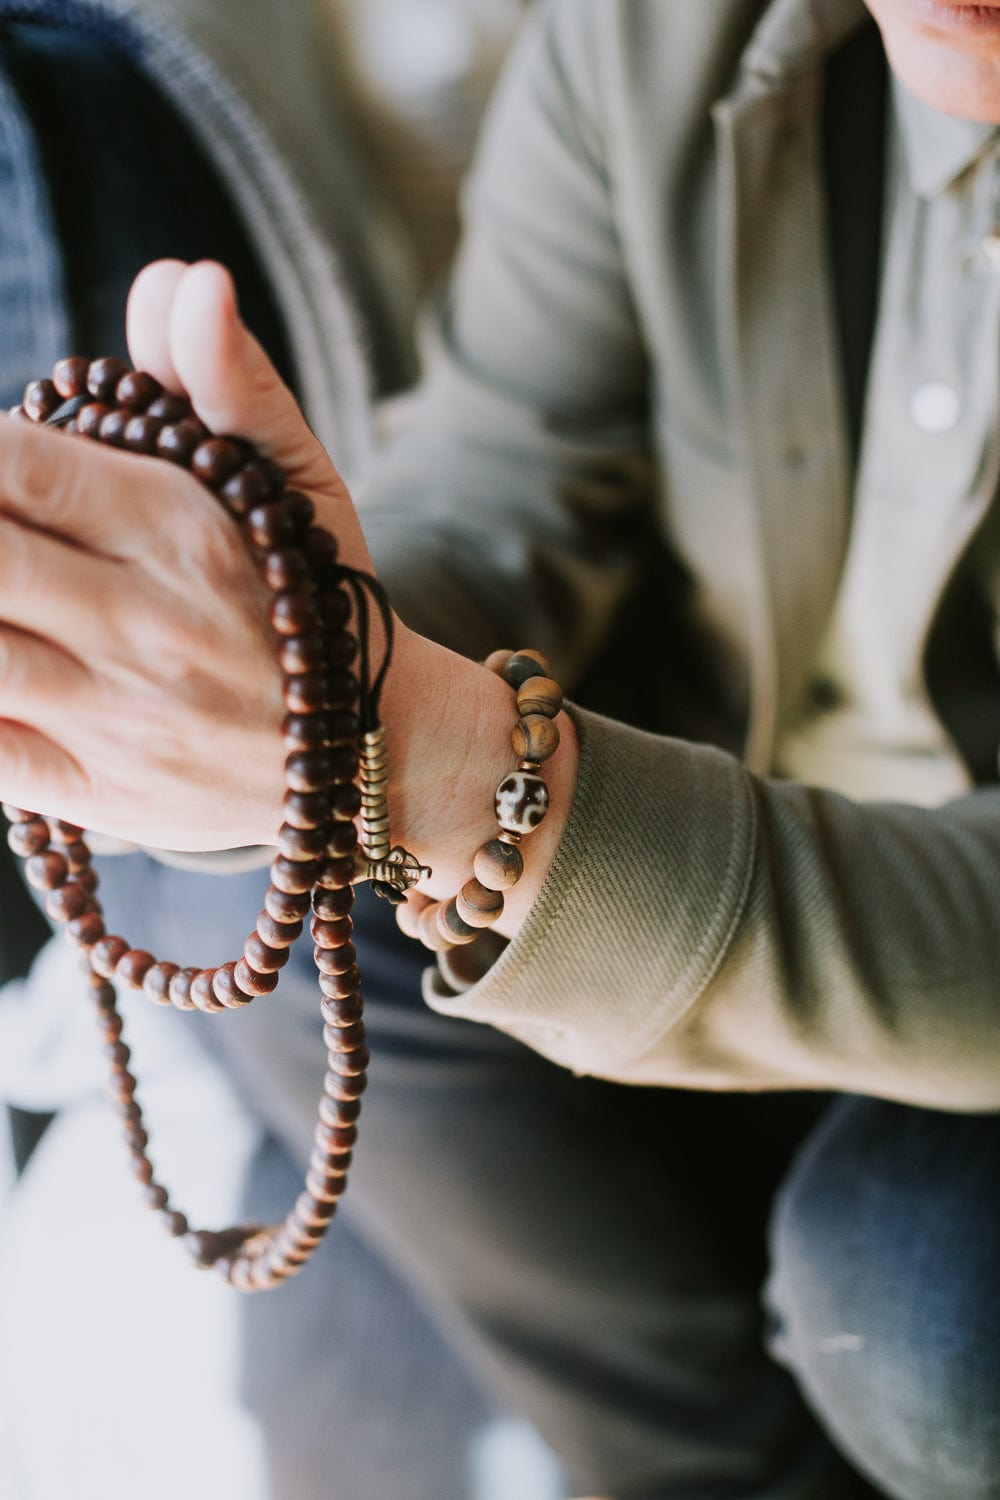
left=866, top=0, right=1000, bottom=121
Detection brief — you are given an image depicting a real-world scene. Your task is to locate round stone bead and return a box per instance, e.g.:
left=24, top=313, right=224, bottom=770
left=516, top=676, right=563, bottom=719
left=511, top=714, right=560, bottom=763
left=473, top=839, right=524, bottom=892
left=436, top=899, right=479, bottom=946
left=494, top=771, right=550, bottom=835
left=502, top=650, right=551, bottom=688
left=456, top=880, right=504, bottom=929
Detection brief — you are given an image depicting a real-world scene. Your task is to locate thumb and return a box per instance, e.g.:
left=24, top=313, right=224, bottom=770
left=129, top=260, right=342, bottom=500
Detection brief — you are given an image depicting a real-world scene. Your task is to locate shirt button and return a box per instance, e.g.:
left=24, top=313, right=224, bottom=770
left=910, top=382, right=960, bottom=434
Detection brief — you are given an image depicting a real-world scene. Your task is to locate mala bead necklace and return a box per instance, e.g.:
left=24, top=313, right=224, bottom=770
left=3, top=356, right=428, bottom=1294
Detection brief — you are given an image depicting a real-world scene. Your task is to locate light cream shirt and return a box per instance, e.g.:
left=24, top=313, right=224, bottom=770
left=775, top=81, right=1000, bottom=805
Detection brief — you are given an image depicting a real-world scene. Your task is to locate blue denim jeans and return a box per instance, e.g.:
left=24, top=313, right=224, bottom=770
left=1, top=11, right=998, bottom=1500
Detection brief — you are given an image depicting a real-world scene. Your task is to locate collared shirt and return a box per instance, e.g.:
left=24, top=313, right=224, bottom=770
left=775, top=77, right=1000, bottom=804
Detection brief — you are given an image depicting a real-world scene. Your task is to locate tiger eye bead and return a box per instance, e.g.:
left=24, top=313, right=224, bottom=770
left=515, top=676, right=563, bottom=719
left=86, top=356, right=129, bottom=401
left=191, top=437, right=245, bottom=488
left=52, top=356, right=89, bottom=398
left=473, top=839, right=525, bottom=892
left=23, top=378, right=60, bottom=422
left=512, top=713, right=560, bottom=763
left=116, top=370, right=162, bottom=411
left=115, top=949, right=156, bottom=989
left=502, top=650, right=551, bottom=688
left=456, top=880, right=505, bottom=929
left=143, top=962, right=179, bottom=1006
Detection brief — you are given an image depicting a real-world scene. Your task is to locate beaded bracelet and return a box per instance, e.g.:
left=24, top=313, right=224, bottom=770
left=3, top=357, right=427, bottom=1294
left=395, top=648, right=563, bottom=953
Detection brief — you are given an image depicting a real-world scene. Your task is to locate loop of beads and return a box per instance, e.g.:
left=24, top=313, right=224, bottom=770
left=4, top=356, right=374, bottom=1292
left=395, top=648, right=562, bottom=953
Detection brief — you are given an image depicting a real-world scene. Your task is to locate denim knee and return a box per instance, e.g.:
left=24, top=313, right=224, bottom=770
left=765, top=1096, right=1000, bottom=1500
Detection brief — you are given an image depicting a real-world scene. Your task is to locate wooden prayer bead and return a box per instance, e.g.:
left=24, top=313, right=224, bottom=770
left=326, top=822, right=357, bottom=858
left=23, top=379, right=60, bottom=422
left=311, top=916, right=352, bottom=949
left=7, top=818, right=51, bottom=857
left=271, top=591, right=318, bottom=636
left=270, top=855, right=320, bottom=895
left=86, top=356, right=129, bottom=401
left=99, top=408, right=130, bottom=448
left=436, top=899, right=479, bottom=946
left=264, top=548, right=309, bottom=592
left=221, top=464, right=275, bottom=515
left=76, top=401, right=111, bottom=439
left=278, top=823, right=327, bottom=861
left=115, top=370, right=162, bottom=411
left=191, top=437, right=245, bottom=488
left=328, top=1047, right=370, bottom=1078
left=123, top=414, right=161, bottom=455
left=283, top=786, right=331, bottom=824
left=278, top=632, right=328, bottom=675
left=244, top=933, right=289, bottom=974
left=313, top=941, right=357, bottom=976
left=316, top=855, right=355, bottom=890
left=457, top=879, right=505, bottom=929
left=515, top=676, right=563, bottom=719
left=145, top=393, right=190, bottom=424
left=66, top=911, right=106, bottom=949
left=191, top=969, right=225, bottom=1013
left=115, top=949, right=156, bottom=989
left=319, top=965, right=362, bottom=998
left=312, top=887, right=354, bottom=920
left=143, top=963, right=179, bottom=1006
left=52, top=355, right=89, bottom=398
left=320, top=995, right=364, bottom=1027
left=473, top=838, right=525, bottom=892
left=234, top=959, right=280, bottom=996
left=265, top=887, right=311, bottom=923
left=283, top=491, right=315, bottom=531
left=91, top=935, right=131, bottom=977
left=156, top=419, right=206, bottom=466
left=247, top=500, right=296, bottom=551
left=25, top=849, right=69, bottom=890
left=212, top=962, right=254, bottom=1009
left=256, top=910, right=303, bottom=949
left=168, top=967, right=201, bottom=1011
left=512, top=713, right=560, bottom=763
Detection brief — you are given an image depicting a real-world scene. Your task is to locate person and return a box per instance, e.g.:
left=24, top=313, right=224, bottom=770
left=2, top=1, right=1000, bottom=1497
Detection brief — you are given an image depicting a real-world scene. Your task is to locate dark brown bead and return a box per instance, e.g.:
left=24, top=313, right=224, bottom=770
left=271, top=591, right=317, bottom=636
left=220, top=463, right=275, bottom=516
left=145, top=393, right=190, bottom=424
left=39, top=874, right=83, bottom=916
left=190, top=968, right=225, bottom=1013
left=161, top=1209, right=189, bottom=1238
left=90, top=978, right=118, bottom=1009
left=7, top=817, right=51, bottom=857
left=65, top=842, right=92, bottom=873
left=325, top=823, right=357, bottom=859
left=74, top=867, right=99, bottom=896
left=66, top=911, right=107, bottom=949
left=277, top=632, right=328, bottom=675
left=328, top=1045, right=369, bottom=1077
left=316, top=589, right=352, bottom=630
left=282, top=786, right=330, bottom=826
left=191, top=436, right=245, bottom=487
left=321, top=711, right=360, bottom=746
left=123, top=414, right=161, bottom=455
left=76, top=401, right=112, bottom=439
left=457, top=879, right=505, bottom=929
left=23, top=378, right=60, bottom=422
left=285, top=750, right=334, bottom=793
left=304, top=1171, right=342, bottom=1205
left=123, top=1122, right=148, bottom=1152
left=295, top=1191, right=337, bottom=1227
left=246, top=501, right=296, bottom=551
left=244, top=933, right=289, bottom=973
left=283, top=672, right=337, bottom=715
left=502, top=649, right=551, bottom=688
left=282, top=713, right=334, bottom=752
left=316, top=856, right=355, bottom=891
left=473, top=838, right=525, bottom=892
left=116, top=1098, right=142, bottom=1123
left=130, top=1154, right=155, bottom=1185
left=86, top=356, right=129, bottom=401
left=317, top=940, right=357, bottom=975
left=256, top=910, right=303, bottom=948
left=516, top=676, right=563, bottom=719
left=322, top=1018, right=366, bottom=1050
left=98, top=409, right=130, bottom=448
left=319, top=1094, right=362, bottom=1125
left=278, top=822, right=327, bottom=861
left=115, top=949, right=156, bottom=989
left=318, top=989, right=364, bottom=1023
left=91, top=934, right=131, bottom=977
left=326, top=745, right=359, bottom=783
left=318, top=964, right=361, bottom=997
left=1, top=804, right=35, bottom=823
left=263, top=548, right=308, bottom=592
left=156, top=419, right=205, bottom=466
left=144, top=1184, right=169, bottom=1211
left=105, top=1040, right=131, bottom=1069
left=325, top=631, right=358, bottom=669
left=302, top=525, right=339, bottom=566
left=24, top=852, right=68, bottom=882
left=312, top=886, right=354, bottom=920
left=270, top=855, right=320, bottom=895
left=264, top=886, right=311, bottom=923
left=97, top=1011, right=124, bottom=1043
left=310, top=915, right=352, bottom=949
left=168, top=967, right=201, bottom=1011
left=234, top=958, right=280, bottom=996
left=283, top=491, right=315, bottom=531
left=109, top=1070, right=138, bottom=1103
left=437, top=898, right=479, bottom=946
left=324, top=1072, right=367, bottom=1101
left=329, top=783, right=362, bottom=821
left=52, top=356, right=90, bottom=399
left=116, top=370, right=162, bottom=411
left=212, top=961, right=254, bottom=1009
left=143, top=962, right=179, bottom=1006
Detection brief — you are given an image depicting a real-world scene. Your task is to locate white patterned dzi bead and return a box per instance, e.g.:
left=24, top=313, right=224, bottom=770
left=495, top=771, right=549, bottom=835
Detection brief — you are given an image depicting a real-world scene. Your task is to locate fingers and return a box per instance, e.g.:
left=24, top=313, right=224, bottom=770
left=0, top=411, right=209, bottom=557
left=0, top=718, right=87, bottom=822
left=126, top=259, right=189, bottom=392
left=133, top=260, right=344, bottom=497
left=0, top=515, right=121, bottom=654
left=0, top=625, right=90, bottom=734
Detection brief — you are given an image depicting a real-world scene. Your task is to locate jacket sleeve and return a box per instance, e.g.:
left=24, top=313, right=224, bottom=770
left=362, top=3, right=1000, bottom=1110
